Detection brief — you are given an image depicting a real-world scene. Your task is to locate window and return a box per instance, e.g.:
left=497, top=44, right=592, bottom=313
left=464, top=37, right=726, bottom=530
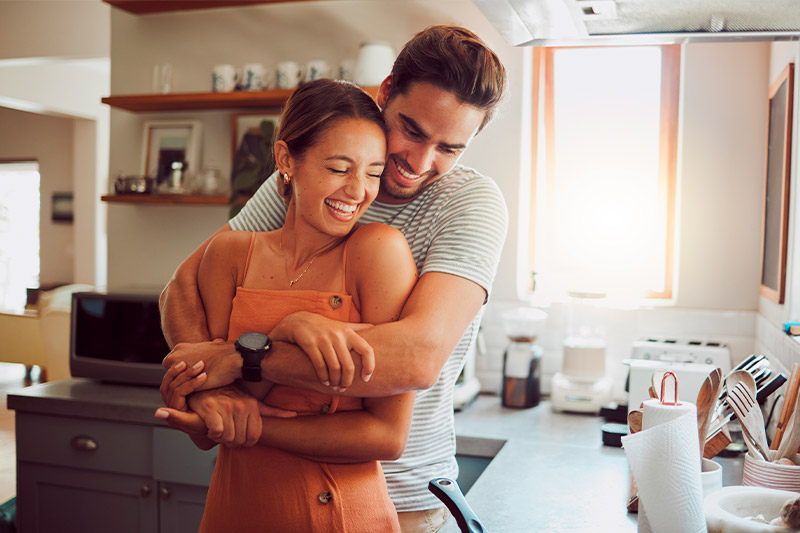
left=0, top=161, right=40, bottom=312
left=531, top=45, right=679, bottom=301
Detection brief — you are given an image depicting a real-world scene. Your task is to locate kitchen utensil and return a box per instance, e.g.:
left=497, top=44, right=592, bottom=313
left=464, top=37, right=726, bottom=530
left=697, top=368, right=722, bottom=458
left=727, top=380, right=770, bottom=461
left=628, top=408, right=643, bottom=433
left=428, top=477, right=486, bottom=533
left=114, top=175, right=154, bottom=194
left=777, top=395, right=800, bottom=461
left=772, top=363, right=800, bottom=450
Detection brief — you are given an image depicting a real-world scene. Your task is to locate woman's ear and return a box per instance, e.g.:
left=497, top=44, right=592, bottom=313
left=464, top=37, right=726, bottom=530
left=376, top=74, right=392, bottom=109
left=273, top=140, right=292, bottom=175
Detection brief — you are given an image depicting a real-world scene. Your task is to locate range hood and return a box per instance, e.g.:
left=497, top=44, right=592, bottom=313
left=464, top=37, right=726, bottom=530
left=473, top=0, right=800, bottom=46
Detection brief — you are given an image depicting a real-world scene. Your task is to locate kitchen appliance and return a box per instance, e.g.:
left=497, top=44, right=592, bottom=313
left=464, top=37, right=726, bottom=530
left=453, top=335, right=482, bottom=411
left=626, top=337, right=732, bottom=414
left=501, top=307, right=547, bottom=408
left=473, top=0, right=800, bottom=46
left=70, top=291, right=168, bottom=386
left=551, top=292, right=612, bottom=413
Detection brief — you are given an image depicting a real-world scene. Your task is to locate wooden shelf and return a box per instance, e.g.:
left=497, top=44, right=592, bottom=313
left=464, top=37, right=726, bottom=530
left=103, top=1, right=318, bottom=15
left=102, top=86, right=378, bottom=112
left=101, top=194, right=229, bottom=205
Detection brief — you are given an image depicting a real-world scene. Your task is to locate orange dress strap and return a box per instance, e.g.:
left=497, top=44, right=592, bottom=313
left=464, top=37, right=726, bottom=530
left=241, top=232, right=257, bottom=281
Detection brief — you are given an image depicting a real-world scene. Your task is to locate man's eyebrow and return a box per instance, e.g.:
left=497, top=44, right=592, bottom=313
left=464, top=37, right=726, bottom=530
left=398, top=113, right=467, bottom=151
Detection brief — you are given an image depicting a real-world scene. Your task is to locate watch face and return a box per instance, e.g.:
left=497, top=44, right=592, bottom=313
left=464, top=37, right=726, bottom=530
left=238, top=332, right=269, bottom=351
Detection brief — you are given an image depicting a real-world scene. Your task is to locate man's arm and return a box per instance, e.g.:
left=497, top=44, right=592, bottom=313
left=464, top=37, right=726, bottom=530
left=160, top=223, right=232, bottom=347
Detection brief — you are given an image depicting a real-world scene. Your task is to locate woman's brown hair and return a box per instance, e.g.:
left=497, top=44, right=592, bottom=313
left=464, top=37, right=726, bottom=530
left=275, top=79, right=386, bottom=203
left=387, top=25, right=507, bottom=131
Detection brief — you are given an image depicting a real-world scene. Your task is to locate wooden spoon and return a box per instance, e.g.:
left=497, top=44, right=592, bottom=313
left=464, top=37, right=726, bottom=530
left=697, top=368, right=722, bottom=457
left=777, top=394, right=800, bottom=461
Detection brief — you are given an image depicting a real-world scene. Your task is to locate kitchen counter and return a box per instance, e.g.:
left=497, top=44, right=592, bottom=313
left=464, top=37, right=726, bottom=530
left=7, top=382, right=742, bottom=532
left=446, top=394, right=744, bottom=532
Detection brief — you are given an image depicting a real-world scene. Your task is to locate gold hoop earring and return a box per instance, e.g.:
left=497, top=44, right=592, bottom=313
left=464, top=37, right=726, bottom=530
left=282, top=173, right=290, bottom=185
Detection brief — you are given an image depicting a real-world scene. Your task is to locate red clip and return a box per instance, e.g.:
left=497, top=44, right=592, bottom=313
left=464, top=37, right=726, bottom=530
left=660, top=371, right=680, bottom=406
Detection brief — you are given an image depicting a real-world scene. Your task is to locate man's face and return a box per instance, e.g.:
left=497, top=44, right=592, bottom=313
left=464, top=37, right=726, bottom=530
left=376, top=80, right=486, bottom=203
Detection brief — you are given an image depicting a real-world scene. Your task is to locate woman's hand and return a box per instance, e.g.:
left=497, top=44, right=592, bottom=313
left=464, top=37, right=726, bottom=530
left=269, top=311, right=375, bottom=391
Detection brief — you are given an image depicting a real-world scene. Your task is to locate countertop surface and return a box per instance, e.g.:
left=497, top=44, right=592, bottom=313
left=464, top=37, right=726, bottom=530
left=8, top=381, right=744, bottom=532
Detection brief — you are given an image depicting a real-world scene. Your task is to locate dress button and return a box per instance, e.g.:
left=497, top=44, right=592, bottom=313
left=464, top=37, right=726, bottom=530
left=320, top=403, right=331, bottom=414
left=318, top=490, right=332, bottom=504
left=329, top=295, right=342, bottom=309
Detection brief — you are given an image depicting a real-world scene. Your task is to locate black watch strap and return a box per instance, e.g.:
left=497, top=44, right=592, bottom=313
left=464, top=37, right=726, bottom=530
left=235, top=332, right=271, bottom=382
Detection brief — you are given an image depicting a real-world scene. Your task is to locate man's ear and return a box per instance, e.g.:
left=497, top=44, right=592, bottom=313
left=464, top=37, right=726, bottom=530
left=376, top=74, right=392, bottom=109
left=273, top=140, right=292, bottom=175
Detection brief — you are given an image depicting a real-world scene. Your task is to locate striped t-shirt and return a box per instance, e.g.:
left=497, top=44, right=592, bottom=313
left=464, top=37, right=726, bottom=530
left=230, top=164, right=508, bottom=511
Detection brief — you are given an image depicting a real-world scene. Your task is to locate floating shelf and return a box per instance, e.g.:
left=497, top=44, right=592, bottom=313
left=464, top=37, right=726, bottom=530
left=103, top=0, right=317, bottom=15
left=102, top=86, right=379, bottom=112
left=101, top=194, right=229, bottom=205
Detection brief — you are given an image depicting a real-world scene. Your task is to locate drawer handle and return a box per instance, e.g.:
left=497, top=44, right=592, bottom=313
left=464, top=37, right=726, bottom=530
left=140, top=484, right=151, bottom=498
left=70, top=435, right=98, bottom=452
left=160, top=487, right=170, bottom=500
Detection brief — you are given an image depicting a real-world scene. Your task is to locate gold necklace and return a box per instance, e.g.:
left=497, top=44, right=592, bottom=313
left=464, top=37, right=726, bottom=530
left=280, top=231, right=338, bottom=287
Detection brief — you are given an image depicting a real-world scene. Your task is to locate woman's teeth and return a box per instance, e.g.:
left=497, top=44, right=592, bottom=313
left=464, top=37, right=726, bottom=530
left=325, top=199, right=357, bottom=215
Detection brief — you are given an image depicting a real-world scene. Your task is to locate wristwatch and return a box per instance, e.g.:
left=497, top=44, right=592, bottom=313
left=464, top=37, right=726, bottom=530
left=234, top=332, right=271, bottom=382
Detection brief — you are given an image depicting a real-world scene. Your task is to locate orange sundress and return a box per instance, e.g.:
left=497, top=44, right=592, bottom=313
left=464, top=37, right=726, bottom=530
left=199, top=232, right=400, bottom=533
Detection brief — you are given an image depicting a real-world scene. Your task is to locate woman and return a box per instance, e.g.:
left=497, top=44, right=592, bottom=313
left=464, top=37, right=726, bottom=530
left=167, top=80, right=417, bottom=532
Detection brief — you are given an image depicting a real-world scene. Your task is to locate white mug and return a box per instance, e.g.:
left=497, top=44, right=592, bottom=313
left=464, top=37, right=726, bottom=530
left=354, top=41, right=395, bottom=86
left=212, top=64, right=240, bottom=92
left=152, top=63, right=173, bottom=94
left=338, top=58, right=356, bottom=82
left=242, top=63, right=269, bottom=91
left=305, top=60, right=331, bottom=82
left=276, top=61, right=303, bottom=89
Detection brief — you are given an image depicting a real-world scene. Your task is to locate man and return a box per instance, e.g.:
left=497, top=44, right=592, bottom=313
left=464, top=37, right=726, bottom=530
left=159, top=25, right=508, bottom=532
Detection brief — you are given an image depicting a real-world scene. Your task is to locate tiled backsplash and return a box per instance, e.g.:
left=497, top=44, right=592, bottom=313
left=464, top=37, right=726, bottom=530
left=477, top=301, right=760, bottom=401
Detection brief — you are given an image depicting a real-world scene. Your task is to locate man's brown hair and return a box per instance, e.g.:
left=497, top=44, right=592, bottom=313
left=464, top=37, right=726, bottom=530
left=387, top=25, right=507, bottom=131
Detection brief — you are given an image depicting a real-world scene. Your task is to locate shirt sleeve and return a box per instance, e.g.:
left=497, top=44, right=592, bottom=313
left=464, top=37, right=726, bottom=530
left=421, top=174, right=509, bottom=301
left=228, top=170, right=288, bottom=231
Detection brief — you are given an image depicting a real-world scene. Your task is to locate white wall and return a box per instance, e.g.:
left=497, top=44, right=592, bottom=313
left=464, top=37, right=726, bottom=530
left=105, top=0, right=526, bottom=291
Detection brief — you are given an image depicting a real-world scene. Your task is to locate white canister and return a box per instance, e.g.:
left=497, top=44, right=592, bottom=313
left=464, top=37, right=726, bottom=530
left=242, top=63, right=268, bottom=91
left=276, top=61, right=303, bottom=89
left=354, top=41, right=395, bottom=86
left=305, top=60, right=331, bottom=82
left=212, top=64, right=240, bottom=92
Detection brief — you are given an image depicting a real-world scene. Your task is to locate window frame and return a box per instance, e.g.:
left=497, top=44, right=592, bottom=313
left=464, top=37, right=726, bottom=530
left=529, top=44, right=680, bottom=300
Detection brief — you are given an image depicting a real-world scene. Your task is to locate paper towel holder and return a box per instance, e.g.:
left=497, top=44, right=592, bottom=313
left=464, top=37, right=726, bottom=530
left=660, top=371, right=680, bottom=406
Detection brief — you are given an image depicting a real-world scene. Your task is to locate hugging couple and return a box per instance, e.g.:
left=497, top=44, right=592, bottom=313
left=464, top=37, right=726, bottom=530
left=156, top=24, right=508, bottom=533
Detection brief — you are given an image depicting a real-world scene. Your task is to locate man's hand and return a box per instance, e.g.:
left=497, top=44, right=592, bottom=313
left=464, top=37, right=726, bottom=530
left=270, top=311, right=375, bottom=391
left=161, top=339, right=241, bottom=409
left=186, top=385, right=296, bottom=447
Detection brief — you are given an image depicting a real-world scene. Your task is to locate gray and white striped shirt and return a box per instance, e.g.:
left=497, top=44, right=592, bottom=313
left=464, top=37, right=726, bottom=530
left=230, top=164, right=508, bottom=511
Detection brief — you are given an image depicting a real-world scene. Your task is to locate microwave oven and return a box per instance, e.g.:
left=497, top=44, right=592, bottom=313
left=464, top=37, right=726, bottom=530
left=70, top=292, right=168, bottom=386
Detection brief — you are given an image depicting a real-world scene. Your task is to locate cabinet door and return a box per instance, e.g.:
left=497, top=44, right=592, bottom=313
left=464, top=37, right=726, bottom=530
left=17, top=462, right=158, bottom=533
left=158, top=482, right=208, bottom=533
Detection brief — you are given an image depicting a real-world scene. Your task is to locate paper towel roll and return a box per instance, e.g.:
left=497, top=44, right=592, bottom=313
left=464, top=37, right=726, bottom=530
left=622, top=399, right=704, bottom=533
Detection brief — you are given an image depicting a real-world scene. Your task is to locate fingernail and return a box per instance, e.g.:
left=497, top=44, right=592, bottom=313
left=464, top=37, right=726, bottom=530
left=332, top=386, right=341, bottom=392
left=155, top=409, right=169, bottom=420
left=176, top=361, right=186, bottom=370
left=364, top=373, right=372, bottom=382
left=193, top=361, right=204, bottom=370
left=323, top=381, right=330, bottom=387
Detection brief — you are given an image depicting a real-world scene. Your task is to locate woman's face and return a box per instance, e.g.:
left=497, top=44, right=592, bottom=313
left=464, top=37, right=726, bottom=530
left=289, top=117, right=386, bottom=237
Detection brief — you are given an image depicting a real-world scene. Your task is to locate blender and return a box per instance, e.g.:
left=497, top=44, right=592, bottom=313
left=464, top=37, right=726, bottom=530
left=501, top=307, right=547, bottom=408
left=550, top=291, right=613, bottom=413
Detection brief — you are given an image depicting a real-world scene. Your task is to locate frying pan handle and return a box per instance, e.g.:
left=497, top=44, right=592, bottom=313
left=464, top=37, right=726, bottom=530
left=428, top=477, right=487, bottom=533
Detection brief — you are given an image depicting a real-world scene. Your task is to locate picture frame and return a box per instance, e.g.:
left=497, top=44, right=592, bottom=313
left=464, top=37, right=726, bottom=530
left=141, top=120, right=202, bottom=188
left=760, top=63, right=794, bottom=304
left=231, top=112, right=280, bottom=160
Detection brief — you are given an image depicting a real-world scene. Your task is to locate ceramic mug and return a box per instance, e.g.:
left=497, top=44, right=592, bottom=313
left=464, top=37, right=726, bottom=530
left=305, top=60, right=331, bottom=82
left=152, top=63, right=173, bottom=94
left=212, top=64, right=240, bottom=92
left=276, top=61, right=303, bottom=89
left=242, top=63, right=269, bottom=91
left=354, top=41, right=395, bottom=86
left=338, top=58, right=356, bottom=82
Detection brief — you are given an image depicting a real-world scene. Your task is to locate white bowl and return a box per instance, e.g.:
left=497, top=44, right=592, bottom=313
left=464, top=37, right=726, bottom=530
left=705, top=485, right=799, bottom=532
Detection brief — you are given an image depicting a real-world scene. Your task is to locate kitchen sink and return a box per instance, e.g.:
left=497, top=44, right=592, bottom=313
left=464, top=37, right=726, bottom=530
left=454, top=435, right=506, bottom=493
